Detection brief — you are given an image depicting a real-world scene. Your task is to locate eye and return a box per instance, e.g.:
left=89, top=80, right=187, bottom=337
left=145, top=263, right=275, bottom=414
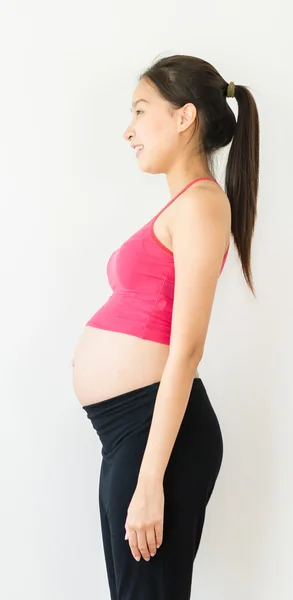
left=136, top=110, right=143, bottom=116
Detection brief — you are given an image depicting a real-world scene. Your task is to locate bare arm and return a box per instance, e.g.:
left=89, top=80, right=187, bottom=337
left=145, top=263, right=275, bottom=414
left=137, top=185, right=230, bottom=483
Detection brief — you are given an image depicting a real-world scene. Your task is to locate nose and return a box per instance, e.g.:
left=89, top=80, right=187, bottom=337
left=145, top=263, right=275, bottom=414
left=123, top=123, right=134, bottom=142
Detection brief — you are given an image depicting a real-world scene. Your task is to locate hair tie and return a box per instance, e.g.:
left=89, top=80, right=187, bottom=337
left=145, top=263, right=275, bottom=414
left=226, top=81, right=235, bottom=98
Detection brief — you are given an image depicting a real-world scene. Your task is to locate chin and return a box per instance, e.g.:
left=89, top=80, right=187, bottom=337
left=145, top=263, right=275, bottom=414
left=138, top=157, right=163, bottom=175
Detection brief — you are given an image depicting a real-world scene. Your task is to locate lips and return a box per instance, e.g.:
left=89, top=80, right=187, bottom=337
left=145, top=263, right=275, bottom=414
left=136, top=146, right=143, bottom=157
left=129, top=143, right=144, bottom=157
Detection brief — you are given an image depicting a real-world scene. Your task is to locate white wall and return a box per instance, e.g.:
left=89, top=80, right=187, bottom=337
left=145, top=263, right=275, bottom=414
left=1, top=1, right=292, bottom=599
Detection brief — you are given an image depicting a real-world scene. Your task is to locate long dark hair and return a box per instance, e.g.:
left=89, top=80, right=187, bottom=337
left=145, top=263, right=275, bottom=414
left=139, top=54, right=260, bottom=296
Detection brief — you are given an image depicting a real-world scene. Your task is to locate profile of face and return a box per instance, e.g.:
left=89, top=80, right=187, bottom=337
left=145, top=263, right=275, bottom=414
left=123, top=78, right=196, bottom=175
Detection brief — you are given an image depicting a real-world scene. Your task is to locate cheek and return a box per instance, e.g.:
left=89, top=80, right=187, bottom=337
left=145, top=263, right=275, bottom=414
left=152, top=115, right=169, bottom=137
left=148, top=117, right=175, bottom=152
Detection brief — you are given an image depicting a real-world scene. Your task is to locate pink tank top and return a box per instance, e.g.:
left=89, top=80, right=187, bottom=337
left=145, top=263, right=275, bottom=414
left=86, top=177, right=230, bottom=345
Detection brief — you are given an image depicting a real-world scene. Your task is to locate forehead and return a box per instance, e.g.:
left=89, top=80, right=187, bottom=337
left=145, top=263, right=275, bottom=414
left=131, top=78, right=159, bottom=107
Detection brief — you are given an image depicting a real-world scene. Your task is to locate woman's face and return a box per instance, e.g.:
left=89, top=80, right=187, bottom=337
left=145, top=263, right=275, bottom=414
left=123, top=78, right=184, bottom=175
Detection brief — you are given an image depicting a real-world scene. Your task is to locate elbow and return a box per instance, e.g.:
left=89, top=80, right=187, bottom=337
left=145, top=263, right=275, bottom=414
left=168, top=345, right=204, bottom=370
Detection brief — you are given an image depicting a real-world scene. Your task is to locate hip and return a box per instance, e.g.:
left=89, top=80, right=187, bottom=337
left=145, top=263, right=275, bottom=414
left=82, top=377, right=223, bottom=469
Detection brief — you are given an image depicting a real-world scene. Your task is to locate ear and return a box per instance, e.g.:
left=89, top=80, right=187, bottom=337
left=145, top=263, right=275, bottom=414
left=178, top=103, right=197, bottom=132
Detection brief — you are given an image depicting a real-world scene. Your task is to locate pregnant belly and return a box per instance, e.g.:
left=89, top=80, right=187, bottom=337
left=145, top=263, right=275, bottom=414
left=72, top=326, right=176, bottom=406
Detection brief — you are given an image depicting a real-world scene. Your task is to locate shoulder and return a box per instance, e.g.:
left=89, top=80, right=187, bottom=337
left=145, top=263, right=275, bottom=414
left=168, top=181, right=231, bottom=251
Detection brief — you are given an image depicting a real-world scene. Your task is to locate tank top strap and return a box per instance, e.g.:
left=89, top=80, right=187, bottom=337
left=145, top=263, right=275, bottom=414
left=150, top=177, right=220, bottom=222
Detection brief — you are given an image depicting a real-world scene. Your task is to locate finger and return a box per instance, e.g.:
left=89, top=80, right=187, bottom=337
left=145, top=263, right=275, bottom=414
left=145, top=527, right=157, bottom=557
left=155, top=522, right=163, bottom=549
left=128, top=529, right=141, bottom=561
left=136, top=529, right=150, bottom=561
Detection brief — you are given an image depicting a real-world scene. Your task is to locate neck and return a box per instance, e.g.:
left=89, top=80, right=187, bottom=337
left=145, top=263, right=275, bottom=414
left=165, top=156, right=214, bottom=199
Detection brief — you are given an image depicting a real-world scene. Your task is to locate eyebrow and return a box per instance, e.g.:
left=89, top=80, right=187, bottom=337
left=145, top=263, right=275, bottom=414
left=130, top=99, right=149, bottom=112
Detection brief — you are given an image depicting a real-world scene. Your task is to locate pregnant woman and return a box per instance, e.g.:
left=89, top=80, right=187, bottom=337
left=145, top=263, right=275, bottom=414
left=72, top=53, right=259, bottom=600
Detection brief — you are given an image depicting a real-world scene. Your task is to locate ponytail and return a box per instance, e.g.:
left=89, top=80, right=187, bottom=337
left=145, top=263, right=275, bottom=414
left=225, top=85, right=260, bottom=296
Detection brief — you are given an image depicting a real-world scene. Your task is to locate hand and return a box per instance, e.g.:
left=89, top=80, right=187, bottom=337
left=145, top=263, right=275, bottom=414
left=124, top=479, right=164, bottom=562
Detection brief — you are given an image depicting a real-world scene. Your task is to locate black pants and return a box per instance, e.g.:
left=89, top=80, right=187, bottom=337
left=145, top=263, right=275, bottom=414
left=82, top=378, right=223, bottom=600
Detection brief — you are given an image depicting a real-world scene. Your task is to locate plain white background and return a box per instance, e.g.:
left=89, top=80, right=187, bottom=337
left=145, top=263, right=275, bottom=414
left=1, top=1, right=292, bottom=598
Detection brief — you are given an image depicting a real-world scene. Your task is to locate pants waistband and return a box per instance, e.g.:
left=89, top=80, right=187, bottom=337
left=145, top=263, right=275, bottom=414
left=82, top=379, right=204, bottom=457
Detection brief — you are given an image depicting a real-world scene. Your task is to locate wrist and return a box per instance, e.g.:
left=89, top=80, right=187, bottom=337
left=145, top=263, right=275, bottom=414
left=138, top=470, right=164, bottom=485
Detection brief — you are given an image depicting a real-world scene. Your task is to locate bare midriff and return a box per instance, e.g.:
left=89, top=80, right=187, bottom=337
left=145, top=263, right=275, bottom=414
left=72, top=326, right=199, bottom=406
